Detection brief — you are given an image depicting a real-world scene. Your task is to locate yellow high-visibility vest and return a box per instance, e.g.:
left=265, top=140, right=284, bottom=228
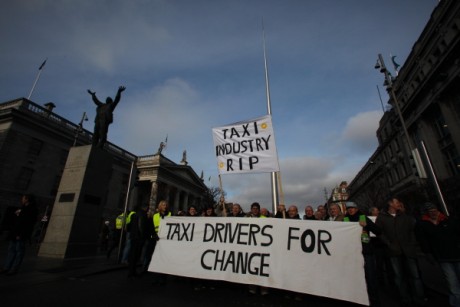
left=115, top=214, right=125, bottom=230
left=126, top=211, right=135, bottom=224
left=153, top=212, right=171, bottom=234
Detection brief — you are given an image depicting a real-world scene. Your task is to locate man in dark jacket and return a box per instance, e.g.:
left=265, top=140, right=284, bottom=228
left=376, top=196, right=426, bottom=306
left=416, top=202, right=460, bottom=307
left=0, top=194, right=38, bottom=275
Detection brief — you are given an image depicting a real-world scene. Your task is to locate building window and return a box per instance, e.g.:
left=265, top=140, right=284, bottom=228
left=15, top=167, right=34, bottom=190
left=28, top=138, right=43, bottom=156
left=443, top=144, right=460, bottom=176
left=394, top=138, right=400, bottom=152
left=398, top=163, right=407, bottom=178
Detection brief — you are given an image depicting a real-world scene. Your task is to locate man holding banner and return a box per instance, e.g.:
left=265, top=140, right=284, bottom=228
left=148, top=216, right=370, bottom=305
left=147, top=115, right=370, bottom=305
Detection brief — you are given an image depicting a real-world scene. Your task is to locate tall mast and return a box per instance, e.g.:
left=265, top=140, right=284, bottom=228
left=262, top=20, right=279, bottom=213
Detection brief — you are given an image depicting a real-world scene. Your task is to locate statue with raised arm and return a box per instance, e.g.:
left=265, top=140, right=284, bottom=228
left=87, top=86, right=126, bottom=148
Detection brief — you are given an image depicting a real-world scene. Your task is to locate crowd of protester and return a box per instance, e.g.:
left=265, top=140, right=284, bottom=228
left=103, top=194, right=459, bottom=307
left=3, top=193, right=457, bottom=307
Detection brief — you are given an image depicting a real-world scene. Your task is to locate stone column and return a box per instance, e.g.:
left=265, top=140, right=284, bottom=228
left=150, top=181, right=158, bottom=210
left=174, top=188, right=181, bottom=212
left=164, top=185, right=171, bottom=203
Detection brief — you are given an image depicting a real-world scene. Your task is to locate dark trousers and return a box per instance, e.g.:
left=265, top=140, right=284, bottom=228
left=364, top=253, right=380, bottom=306
left=128, top=238, right=145, bottom=277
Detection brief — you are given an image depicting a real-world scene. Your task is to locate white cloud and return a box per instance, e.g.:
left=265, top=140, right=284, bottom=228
left=341, top=110, right=381, bottom=153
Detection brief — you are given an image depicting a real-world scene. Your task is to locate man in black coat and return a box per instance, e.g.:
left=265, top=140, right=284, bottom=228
left=0, top=194, right=38, bottom=275
left=376, top=196, right=426, bottom=306
left=416, top=202, right=460, bottom=307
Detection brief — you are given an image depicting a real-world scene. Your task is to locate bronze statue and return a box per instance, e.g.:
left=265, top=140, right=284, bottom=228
left=87, top=86, right=126, bottom=148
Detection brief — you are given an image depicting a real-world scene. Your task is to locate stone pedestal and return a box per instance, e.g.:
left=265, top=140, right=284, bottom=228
left=39, top=145, right=113, bottom=259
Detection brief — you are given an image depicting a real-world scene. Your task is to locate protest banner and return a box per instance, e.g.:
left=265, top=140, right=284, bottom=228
left=212, top=115, right=279, bottom=174
left=149, top=217, right=369, bottom=305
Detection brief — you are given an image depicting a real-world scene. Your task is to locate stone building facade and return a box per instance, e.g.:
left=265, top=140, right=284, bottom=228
left=132, top=153, right=207, bottom=214
left=327, top=181, right=349, bottom=214
left=348, top=0, right=460, bottom=215
left=0, top=98, right=207, bottom=235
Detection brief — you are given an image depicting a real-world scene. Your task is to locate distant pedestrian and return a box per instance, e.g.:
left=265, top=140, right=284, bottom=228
left=100, top=220, right=110, bottom=252
left=0, top=194, right=38, bottom=275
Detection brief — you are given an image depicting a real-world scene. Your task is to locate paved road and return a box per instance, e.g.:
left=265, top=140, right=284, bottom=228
left=0, top=242, right=450, bottom=307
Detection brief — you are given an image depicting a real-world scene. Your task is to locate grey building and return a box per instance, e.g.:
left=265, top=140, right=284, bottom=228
left=0, top=97, right=207, bottom=237
left=348, top=0, right=460, bottom=215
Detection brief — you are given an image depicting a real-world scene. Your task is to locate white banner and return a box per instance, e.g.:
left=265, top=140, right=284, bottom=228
left=212, top=115, right=279, bottom=174
left=149, top=217, right=369, bottom=306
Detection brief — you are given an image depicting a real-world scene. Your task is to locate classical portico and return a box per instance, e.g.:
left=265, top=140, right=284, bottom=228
left=132, top=152, right=207, bottom=213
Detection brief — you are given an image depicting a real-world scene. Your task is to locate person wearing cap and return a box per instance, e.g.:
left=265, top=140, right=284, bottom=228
left=416, top=203, right=460, bottom=307
left=376, top=196, right=427, bottom=306
left=343, top=201, right=381, bottom=306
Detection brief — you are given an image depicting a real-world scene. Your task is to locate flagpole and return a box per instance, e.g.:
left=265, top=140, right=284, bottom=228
left=28, top=59, right=47, bottom=100
left=262, top=20, right=279, bottom=214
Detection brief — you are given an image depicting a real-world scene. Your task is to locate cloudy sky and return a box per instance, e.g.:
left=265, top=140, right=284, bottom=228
left=1, top=0, right=438, bottom=213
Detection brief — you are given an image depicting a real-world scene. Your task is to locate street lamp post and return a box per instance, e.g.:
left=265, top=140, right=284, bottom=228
left=375, top=54, right=449, bottom=215
left=375, top=54, right=427, bottom=178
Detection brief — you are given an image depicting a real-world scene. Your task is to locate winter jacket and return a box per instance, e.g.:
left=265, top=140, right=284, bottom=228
left=415, top=213, right=460, bottom=262
left=375, top=210, right=418, bottom=258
